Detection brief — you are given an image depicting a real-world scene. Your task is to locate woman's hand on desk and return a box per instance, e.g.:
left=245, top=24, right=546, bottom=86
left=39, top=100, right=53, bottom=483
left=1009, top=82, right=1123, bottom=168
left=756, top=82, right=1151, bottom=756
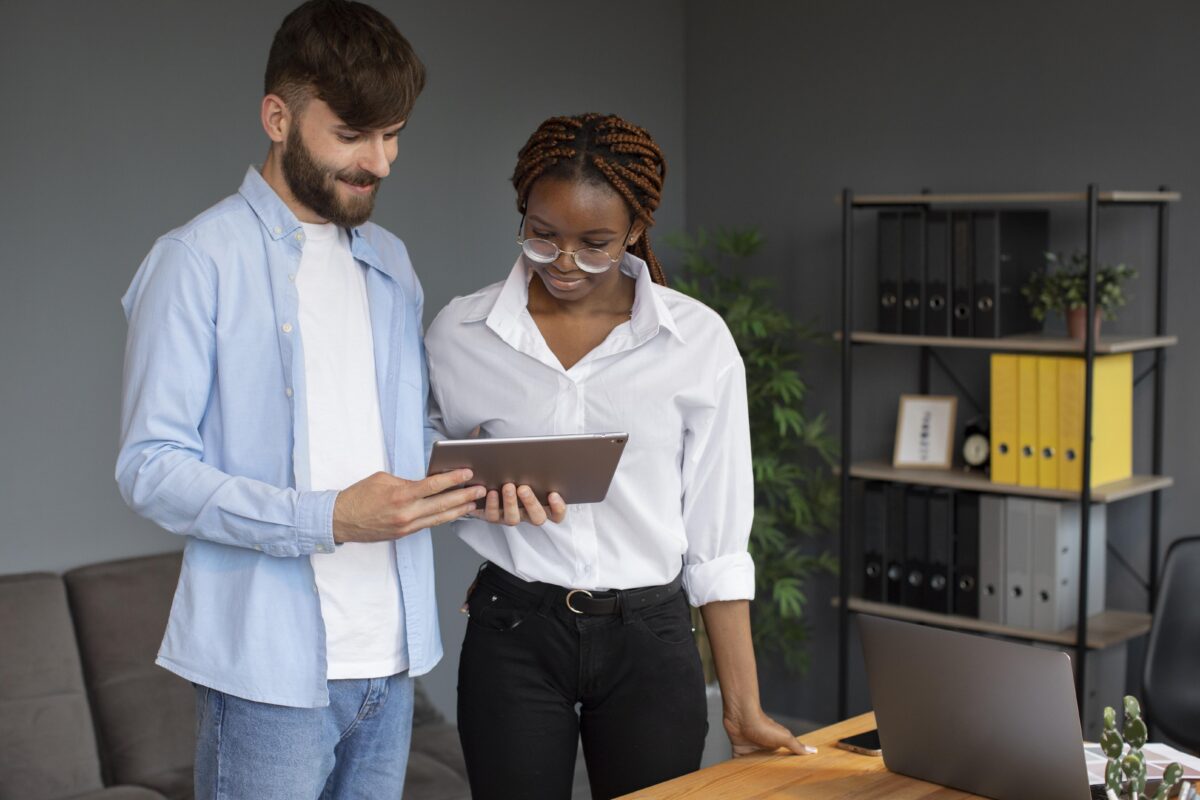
left=725, top=710, right=817, bottom=757
left=470, top=483, right=567, bottom=526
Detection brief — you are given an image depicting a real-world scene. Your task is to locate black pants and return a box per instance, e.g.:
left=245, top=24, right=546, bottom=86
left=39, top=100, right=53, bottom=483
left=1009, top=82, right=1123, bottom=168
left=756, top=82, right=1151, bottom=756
left=457, top=564, right=708, bottom=800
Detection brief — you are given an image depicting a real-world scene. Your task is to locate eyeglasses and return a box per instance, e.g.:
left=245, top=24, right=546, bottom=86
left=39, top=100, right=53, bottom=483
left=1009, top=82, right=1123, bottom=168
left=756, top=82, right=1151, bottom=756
left=516, top=216, right=634, bottom=274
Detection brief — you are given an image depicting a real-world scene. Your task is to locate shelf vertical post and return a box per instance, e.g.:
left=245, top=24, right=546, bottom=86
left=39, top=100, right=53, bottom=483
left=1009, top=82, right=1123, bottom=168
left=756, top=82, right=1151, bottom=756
left=1075, top=185, right=1100, bottom=711
left=837, top=188, right=855, bottom=720
left=1150, top=187, right=1169, bottom=611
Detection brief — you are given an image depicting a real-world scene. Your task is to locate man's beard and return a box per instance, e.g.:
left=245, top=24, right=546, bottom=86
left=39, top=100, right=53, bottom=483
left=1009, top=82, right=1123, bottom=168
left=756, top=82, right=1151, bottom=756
left=281, top=125, right=380, bottom=228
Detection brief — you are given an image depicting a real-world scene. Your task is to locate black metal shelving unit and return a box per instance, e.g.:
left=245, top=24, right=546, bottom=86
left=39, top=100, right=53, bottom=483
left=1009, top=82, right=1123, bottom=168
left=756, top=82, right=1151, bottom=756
left=835, top=185, right=1179, bottom=721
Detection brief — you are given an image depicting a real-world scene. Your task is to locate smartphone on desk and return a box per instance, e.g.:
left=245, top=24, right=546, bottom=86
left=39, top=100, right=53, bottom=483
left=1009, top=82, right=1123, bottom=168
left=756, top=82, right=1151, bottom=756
left=835, top=729, right=882, bottom=756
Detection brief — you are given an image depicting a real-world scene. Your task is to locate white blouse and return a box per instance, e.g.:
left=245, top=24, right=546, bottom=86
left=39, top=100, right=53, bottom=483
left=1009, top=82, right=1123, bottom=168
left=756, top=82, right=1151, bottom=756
left=425, top=254, right=755, bottom=606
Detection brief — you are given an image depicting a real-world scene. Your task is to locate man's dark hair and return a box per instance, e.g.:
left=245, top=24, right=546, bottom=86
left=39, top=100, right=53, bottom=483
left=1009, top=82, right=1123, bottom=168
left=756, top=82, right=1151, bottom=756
left=265, top=0, right=425, bottom=130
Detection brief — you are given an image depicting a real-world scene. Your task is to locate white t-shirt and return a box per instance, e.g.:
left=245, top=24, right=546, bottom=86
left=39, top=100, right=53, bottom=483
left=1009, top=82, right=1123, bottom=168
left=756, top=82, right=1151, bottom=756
left=296, top=220, right=407, bottom=679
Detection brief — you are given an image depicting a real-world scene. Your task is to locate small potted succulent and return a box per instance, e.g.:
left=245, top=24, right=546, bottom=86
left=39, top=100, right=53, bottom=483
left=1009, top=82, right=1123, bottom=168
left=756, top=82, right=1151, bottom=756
left=1101, top=695, right=1183, bottom=800
left=1022, top=251, right=1138, bottom=341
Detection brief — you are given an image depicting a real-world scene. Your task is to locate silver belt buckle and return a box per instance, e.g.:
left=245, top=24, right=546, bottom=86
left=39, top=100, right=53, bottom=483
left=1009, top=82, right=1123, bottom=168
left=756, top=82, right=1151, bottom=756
left=565, top=588, right=594, bottom=614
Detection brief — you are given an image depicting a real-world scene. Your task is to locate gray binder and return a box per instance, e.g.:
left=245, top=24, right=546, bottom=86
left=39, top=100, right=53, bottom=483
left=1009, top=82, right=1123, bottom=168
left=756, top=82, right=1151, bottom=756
left=1003, top=498, right=1034, bottom=628
left=1031, top=500, right=1107, bottom=633
left=978, top=494, right=1007, bottom=623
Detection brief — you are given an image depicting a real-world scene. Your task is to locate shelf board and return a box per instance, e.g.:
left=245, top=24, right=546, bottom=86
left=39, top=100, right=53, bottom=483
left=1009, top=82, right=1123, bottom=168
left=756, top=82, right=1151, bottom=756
left=841, top=461, right=1173, bottom=503
left=834, top=331, right=1178, bottom=354
left=833, top=596, right=1151, bottom=650
left=835, top=190, right=1182, bottom=207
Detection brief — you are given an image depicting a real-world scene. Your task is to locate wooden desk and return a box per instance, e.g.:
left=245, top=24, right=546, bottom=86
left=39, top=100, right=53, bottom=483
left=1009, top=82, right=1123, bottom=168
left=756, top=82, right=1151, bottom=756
left=618, top=712, right=985, bottom=799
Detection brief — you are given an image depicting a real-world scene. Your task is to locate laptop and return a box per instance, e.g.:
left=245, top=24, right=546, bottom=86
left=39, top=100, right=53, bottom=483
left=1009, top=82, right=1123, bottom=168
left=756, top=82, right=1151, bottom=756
left=858, top=614, right=1094, bottom=800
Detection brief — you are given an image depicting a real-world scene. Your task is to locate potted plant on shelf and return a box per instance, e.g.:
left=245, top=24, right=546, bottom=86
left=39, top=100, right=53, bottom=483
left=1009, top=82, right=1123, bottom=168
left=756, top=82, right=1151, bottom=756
left=667, top=227, right=839, bottom=677
left=1022, top=251, right=1138, bottom=341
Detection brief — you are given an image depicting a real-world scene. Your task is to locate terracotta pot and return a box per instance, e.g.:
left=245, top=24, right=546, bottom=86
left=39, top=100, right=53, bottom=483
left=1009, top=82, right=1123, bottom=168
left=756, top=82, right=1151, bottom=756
left=1066, top=306, right=1102, bottom=341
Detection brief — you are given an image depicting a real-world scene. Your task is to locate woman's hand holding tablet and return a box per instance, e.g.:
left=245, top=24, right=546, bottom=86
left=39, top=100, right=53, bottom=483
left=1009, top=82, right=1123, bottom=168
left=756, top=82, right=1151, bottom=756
left=426, top=432, right=628, bottom=527
left=472, top=483, right=567, bottom=526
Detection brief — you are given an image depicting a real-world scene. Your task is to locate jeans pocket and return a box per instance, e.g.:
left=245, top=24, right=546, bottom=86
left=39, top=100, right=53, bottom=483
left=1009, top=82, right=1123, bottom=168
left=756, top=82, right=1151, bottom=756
left=634, top=593, right=695, bottom=646
left=465, top=584, right=535, bottom=632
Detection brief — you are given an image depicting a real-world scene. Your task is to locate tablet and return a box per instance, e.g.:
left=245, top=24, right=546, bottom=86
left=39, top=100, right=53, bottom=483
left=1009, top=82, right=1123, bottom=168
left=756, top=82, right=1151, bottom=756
left=427, top=432, right=628, bottom=506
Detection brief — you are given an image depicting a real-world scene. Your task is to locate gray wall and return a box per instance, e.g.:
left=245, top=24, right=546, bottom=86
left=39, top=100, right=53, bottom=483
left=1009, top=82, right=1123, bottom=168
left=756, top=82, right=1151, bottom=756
left=684, top=0, right=1200, bottom=724
left=0, top=0, right=685, bottom=721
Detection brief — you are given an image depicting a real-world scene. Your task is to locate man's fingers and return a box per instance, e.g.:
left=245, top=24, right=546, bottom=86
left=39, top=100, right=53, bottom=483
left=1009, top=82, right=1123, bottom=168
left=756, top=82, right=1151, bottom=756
left=407, top=486, right=485, bottom=529
left=410, top=485, right=484, bottom=525
left=418, top=469, right=474, bottom=497
left=414, top=502, right=481, bottom=532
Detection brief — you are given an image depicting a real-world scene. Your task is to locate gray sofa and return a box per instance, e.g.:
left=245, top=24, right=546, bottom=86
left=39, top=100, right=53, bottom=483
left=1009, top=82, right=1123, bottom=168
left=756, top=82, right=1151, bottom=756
left=0, top=552, right=470, bottom=800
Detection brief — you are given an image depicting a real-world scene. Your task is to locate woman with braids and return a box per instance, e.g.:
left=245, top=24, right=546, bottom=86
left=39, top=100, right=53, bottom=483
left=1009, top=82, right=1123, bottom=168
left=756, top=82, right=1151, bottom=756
left=424, top=113, right=813, bottom=800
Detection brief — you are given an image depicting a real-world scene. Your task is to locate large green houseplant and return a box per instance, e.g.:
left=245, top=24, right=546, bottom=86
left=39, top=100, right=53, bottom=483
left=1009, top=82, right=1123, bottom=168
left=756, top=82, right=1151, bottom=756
left=667, top=228, right=839, bottom=674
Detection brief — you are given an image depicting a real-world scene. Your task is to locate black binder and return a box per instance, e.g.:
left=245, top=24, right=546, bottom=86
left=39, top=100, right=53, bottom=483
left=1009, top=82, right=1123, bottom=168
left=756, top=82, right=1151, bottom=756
left=877, top=212, right=901, bottom=332
left=925, top=488, right=954, bottom=613
left=924, top=211, right=951, bottom=336
left=953, top=491, right=980, bottom=617
left=885, top=483, right=907, bottom=604
left=902, top=487, right=930, bottom=608
left=972, top=210, right=1049, bottom=338
left=859, top=481, right=886, bottom=602
left=900, top=211, right=925, bottom=334
left=951, top=212, right=973, bottom=337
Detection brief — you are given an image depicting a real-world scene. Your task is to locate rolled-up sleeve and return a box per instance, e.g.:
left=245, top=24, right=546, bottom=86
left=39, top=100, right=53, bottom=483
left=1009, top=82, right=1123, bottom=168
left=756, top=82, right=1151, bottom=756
left=680, top=357, right=756, bottom=606
left=115, top=236, right=336, bottom=557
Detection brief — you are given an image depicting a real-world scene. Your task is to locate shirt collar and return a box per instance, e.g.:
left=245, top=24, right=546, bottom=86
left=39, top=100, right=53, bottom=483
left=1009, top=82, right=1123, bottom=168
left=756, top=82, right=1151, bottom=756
left=236, top=166, right=390, bottom=277
left=462, top=252, right=685, bottom=345
left=238, top=166, right=302, bottom=241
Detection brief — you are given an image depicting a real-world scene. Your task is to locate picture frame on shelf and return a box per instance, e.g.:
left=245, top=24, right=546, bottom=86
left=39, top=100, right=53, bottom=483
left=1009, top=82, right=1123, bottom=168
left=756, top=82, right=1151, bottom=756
left=893, top=394, right=957, bottom=469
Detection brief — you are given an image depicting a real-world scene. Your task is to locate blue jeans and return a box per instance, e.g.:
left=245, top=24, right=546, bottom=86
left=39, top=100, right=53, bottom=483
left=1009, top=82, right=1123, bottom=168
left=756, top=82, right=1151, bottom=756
left=194, top=673, right=414, bottom=800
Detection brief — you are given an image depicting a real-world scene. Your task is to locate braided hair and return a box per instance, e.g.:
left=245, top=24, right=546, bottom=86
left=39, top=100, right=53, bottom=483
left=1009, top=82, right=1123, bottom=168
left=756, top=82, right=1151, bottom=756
left=512, top=113, right=668, bottom=285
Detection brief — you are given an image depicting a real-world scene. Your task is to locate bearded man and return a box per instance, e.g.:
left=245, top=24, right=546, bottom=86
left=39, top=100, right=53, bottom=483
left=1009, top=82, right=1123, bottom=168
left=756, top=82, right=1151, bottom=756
left=116, top=2, right=484, bottom=797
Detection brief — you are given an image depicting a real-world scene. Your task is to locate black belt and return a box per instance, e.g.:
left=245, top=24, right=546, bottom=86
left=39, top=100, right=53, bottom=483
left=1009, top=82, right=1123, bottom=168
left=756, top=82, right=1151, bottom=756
left=477, top=563, right=684, bottom=616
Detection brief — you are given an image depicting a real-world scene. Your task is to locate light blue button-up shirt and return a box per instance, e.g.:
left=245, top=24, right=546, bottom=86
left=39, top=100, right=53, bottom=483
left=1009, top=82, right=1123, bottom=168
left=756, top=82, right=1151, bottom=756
left=117, top=167, right=441, bottom=707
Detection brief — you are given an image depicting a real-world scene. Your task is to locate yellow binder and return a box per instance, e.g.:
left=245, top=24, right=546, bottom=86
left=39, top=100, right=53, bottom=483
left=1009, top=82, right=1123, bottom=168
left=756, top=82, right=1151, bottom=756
left=1058, top=354, right=1133, bottom=491
left=1017, top=356, right=1039, bottom=487
left=990, top=354, right=1019, bottom=484
left=1037, top=357, right=1059, bottom=489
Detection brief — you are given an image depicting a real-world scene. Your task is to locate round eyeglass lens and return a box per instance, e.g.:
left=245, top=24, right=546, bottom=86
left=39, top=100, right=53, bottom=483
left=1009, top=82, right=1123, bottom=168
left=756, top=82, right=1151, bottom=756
left=522, top=239, right=559, bottom=262
left=575, top=249, right=613, bottom=271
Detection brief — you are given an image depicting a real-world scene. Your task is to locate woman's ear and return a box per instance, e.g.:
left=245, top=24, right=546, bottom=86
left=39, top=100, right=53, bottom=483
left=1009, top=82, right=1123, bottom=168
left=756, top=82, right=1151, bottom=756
left=627, top=221, right=647, bottom=247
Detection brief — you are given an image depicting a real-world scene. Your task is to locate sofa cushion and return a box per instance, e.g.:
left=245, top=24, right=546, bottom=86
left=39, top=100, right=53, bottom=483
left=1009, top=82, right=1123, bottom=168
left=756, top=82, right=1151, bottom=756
left=402, top=751, right=470, bottom=800
left=64, top=786, right=168, bottom=800
left=63, top=553, right=193, bottom=800
left=410, top=720, right=468, bottom=781
left=0, top=572, right=105, bottom=800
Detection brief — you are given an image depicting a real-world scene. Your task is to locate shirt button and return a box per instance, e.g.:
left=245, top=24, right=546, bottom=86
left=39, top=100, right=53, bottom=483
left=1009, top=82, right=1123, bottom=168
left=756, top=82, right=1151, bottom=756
left=285, top=387, right=294, bottom=398
left=295, top=232, right=304, bottom=241
left=281, top=322, right=293, bottom=334
left=312, top=584, right=319, bottom=594
left=273, top=226, right=282, bottom=235
left=288, top=273, right=296, bottom=282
